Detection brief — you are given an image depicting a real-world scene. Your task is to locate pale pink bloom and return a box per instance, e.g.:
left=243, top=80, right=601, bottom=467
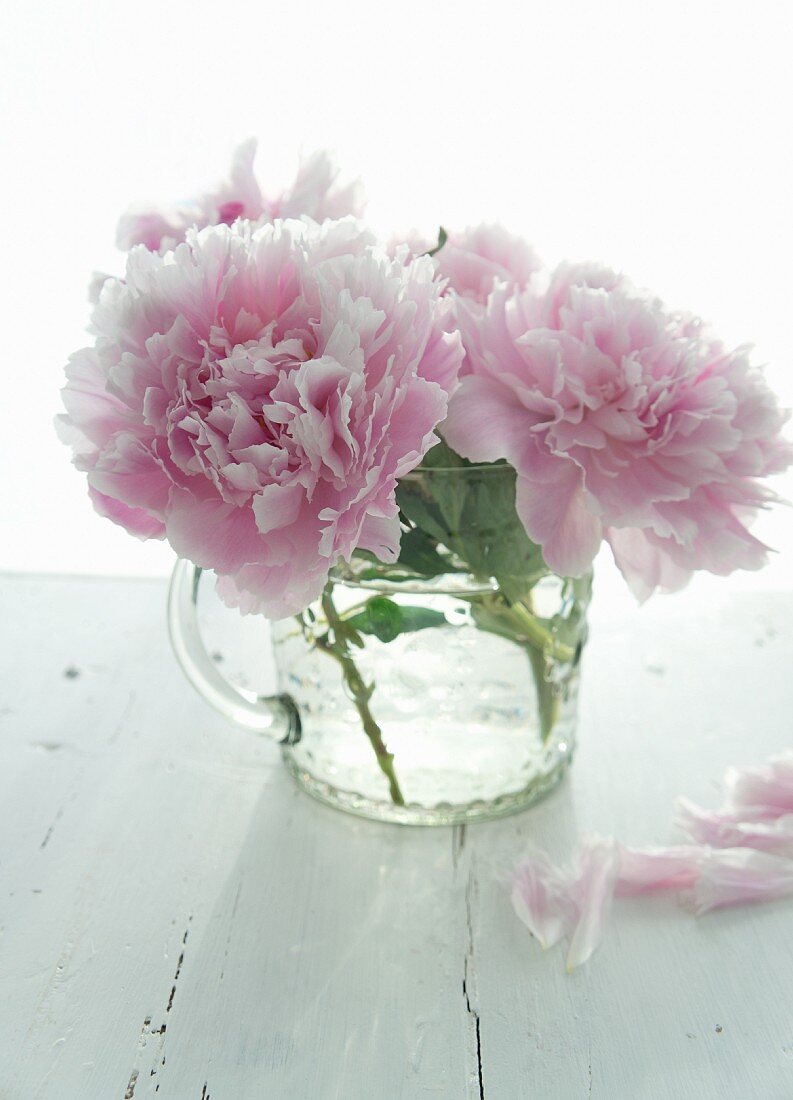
left=444, top=267, right=792, bottom=588
left=386, top=228, right=436, bottom=262
left=116, top=140, right=364, bottom=252
left=391, top=224, right=541, bottom=376
left=434, top=223, right=541, bottom=305
left=88, top=270, right=113, bottom=306
left=389, top=223, right=539, bottom=304
left=59, top=218, right=462, bottom=618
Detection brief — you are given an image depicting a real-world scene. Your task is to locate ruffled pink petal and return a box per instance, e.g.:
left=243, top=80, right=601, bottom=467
left=252, top=482, right=306, bottom=536
left=515, top=466, right=603, bottom=577
left=272, top=149, right=365, bottom=222
left=116, top=208, right=186, bottom=252
left=88, top=486, right=166, bottom=540
left=216, top=137, right=264, bottom=223
left=214, top=556, right=330, bottom=620
left=115, top=141, right=363, bottom=254
left=434, top=223, right=541, bottom=304
left=606, top=526, right=693, bottom=602
left=84, top=431, right=171, bottom=519
left=88, top=271, right=113, bottom=306
left=61, top=219, right=461, bottom=619
left=356, top=512, right=402, bottom=563
left=441, top=376, right=531, bottom=464
left=449, top=264, right=791, bottom=584
left=165, top=489, right=266, bottom=574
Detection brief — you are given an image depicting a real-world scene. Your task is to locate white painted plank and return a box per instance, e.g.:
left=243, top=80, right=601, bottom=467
left=1, top=575, right=792, bottom=1099
left=0, top=576, right=471, bottom=1100
left=465, top=589, right=793, bottom=1099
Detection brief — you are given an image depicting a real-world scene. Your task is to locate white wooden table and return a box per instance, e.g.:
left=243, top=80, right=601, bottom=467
left=2, top=573, right=792, bottom=1099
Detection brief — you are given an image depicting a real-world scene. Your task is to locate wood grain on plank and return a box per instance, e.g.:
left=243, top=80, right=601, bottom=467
left=0, top=575, right=792, bottom=1098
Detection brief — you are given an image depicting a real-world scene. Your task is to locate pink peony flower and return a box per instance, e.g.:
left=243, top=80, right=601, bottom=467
left=443, top=265, right=792, bottom=592
left=389, top=223, right=539, bottom=302
left=390, top=223, right=540, bottom=375
left=116, top=140, right=365, bottom=252
left=434, top=223, right=541, bottom=305
left=58, top=218, right=462, bottom=618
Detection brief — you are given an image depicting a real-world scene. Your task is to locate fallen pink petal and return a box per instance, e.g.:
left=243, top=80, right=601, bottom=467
left=510, top=852, right=575, bottom=950
left=724, top=751, right=793, bottom=816
left=614, top=844, right=703, bottom=896
left=510, top=754, right=793, bottom=970
left=692, top=847, right=793, bottom=915
left=676, top=797, right=793, bottom=856
left=511, top=837, right=620, bottom=969
left=565, top=836, right=620, bottom=971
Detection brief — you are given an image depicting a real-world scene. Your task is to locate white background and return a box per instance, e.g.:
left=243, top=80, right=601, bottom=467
left=2, top=0, right=791, bottom=600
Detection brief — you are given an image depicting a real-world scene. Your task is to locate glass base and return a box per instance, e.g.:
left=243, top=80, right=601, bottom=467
left=281, top=747, right=573, bottom=826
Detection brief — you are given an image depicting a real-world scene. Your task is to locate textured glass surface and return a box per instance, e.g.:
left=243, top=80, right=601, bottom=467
left=174, top=463, right=594, bottom=825
left=274, top=567, right=591, bottom=824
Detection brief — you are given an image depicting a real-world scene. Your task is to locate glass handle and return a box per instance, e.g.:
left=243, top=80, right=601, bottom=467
left=167, top=558, right=301, bottom=743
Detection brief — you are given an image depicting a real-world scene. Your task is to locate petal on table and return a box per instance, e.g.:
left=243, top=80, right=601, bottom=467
left=510, top=852, right=574, bottom=950
left=615, top=844, right=703, bottom=896
left=676, top=797, right=793, bottom=856
left=725, top=752, right=793, bottom=816
left=692, top=847, right=793, bottom=915
left=565, top=835, right=621, bottom=971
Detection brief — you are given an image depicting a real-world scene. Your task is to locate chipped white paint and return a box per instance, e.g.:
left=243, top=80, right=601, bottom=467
left=1, top=574, right=792, bottom=1099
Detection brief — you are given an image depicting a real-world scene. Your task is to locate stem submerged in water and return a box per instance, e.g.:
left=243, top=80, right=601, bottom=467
left=467, top=588, right=564, bottom=743
left=315, top=586, right=406, bottom=807
left=524, top=638, right=560, bottom=744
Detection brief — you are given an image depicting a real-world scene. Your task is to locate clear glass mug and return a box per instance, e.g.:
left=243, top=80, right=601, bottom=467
left=168, top=465, right=592, bottom=825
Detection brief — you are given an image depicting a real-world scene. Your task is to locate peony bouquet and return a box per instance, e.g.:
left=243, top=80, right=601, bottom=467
left=58, top=142, right=793, bottom=817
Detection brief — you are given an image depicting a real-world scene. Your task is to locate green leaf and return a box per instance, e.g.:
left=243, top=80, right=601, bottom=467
left=345, top=596, right=447, bottom=643
left=350, top=528, right=458, bottom=584
left=395, top=605, right=449, bottom=633
left=397, top=470, right=469, bottom=549
left=395, top=526, right=456, bottom=577
left=457, top=470, right=546, bottom=595
left=425, top=226, right=448, bottom=257
left=418, top=439, right=467, bottom=469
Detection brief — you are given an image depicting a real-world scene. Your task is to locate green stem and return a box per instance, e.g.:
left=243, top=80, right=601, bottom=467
left=467, top=588, right=565, bottom=744
left=316, top=587, right=405, bottom=807
left=510, top=592, right=563, bottom=744
left=460, top=591, right=575, bottom=664
left=496, top=596, right=575, bottom=664
left=524, top=638, right=560, bottom=744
